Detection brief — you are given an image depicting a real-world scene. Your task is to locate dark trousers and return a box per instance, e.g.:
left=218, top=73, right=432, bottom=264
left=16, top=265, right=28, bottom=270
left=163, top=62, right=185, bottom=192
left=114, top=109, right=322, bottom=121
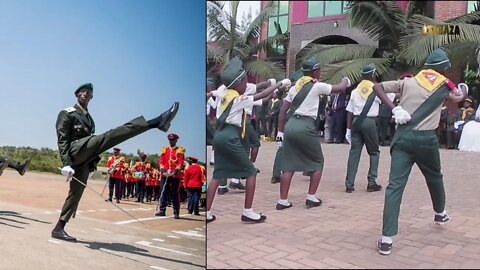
left=376, top=116, right=392, bottom=144
left=136, top=181, right=146, bottom=202
left=146, top=185, right=153, bottom=201
left=108, top=177, right=122, bottom=200
left=186, top=187, right=201, bottom=214
left=383, top=130, right=445, bottom=236
left=159, top=176, right=180, bottom=214
left=268, top=115, right=279, bottom=138
left=126, top=182, right=135, bottom=197
left=59, top=116, right=150, bottom=223
left=153, top=185, right=160, bottom=201
left=329, top=110, right=347, bottom=142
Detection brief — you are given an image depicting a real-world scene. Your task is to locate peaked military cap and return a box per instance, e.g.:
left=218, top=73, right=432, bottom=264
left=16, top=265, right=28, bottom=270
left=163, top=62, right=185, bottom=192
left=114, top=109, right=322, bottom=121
left=301, top=58, right=321, bottom=72
left=220, top=56, right=247, bottom=88
left=75, top=83, right=93, bottom=95
left=113, top=147, right=121, bottom=151
left=289, top=69, right=304, bottom=84
left=168, top=133, right=179, bottom=140
left=424, top=48, right=451, bottom=71
left=361, top=63, right=376, bottom=76
left=188, top=156, right=198, bottom=163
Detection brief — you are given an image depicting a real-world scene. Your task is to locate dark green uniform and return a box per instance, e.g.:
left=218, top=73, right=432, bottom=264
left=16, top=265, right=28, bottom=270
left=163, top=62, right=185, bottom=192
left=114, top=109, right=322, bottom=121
left=56, top=104, right=150, bottom=222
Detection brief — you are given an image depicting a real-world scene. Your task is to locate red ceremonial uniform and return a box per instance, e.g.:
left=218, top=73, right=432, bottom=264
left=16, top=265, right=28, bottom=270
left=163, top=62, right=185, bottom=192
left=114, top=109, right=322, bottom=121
left=159, top=146, right=185, bottom=178
left=184, top=163, right=204, bottom=188
left=106, top=155, right=125, bottom=180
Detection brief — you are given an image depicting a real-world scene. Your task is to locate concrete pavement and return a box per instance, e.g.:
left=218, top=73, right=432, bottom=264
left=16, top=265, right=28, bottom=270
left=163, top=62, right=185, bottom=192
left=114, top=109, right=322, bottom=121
left=207, top=142, right=480, bottom=269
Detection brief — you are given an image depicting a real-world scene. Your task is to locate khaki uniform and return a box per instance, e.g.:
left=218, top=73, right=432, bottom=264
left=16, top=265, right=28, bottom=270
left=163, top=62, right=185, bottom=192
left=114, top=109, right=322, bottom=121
left=380, top=75, right=451, bottom=236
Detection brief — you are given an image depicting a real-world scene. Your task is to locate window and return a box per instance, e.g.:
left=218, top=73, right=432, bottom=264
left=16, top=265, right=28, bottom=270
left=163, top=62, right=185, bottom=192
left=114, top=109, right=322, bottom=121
left=467, top=1, right=478, bottom=13
left=267, top=1, right=289, bottom=58
left=308, top=1, right=347, bottom=18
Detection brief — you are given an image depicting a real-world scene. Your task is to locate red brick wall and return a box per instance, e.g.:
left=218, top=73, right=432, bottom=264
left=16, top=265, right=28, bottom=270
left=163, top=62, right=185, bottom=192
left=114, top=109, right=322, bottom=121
left=434, top=1, right=467, bottom=20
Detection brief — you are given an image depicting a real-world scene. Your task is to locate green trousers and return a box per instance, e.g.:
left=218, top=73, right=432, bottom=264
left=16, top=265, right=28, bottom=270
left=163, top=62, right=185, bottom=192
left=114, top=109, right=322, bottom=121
left=60, top=116, right=150, bottom=222
left=382, top=130, right=445, bottom=236
left=345, top=117, right=379, bottom=188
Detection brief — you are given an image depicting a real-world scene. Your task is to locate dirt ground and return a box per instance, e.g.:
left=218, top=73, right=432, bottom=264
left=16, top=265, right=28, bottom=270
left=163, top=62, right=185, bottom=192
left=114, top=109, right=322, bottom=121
left=0, top=169, right=205, bottom=270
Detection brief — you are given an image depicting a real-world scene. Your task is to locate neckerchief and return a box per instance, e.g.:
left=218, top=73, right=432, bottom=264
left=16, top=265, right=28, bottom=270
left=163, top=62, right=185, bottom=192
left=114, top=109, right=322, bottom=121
left=357, top=80, right=374, bottom=99
left=414, top=69, right=448, bottom=92
left=462, top=107, right=474, bottom=120
left=295, top=76, right=314, bottom=92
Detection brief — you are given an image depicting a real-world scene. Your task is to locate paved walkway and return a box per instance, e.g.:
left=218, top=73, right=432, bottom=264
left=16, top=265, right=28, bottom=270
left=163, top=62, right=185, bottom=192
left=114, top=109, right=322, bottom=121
left=207, top=142, right=480, bottom=269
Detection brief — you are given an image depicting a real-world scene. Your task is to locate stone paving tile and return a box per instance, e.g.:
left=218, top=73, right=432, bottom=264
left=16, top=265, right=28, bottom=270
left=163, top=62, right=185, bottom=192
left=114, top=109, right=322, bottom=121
left=207, top=143, right=480, bottom=269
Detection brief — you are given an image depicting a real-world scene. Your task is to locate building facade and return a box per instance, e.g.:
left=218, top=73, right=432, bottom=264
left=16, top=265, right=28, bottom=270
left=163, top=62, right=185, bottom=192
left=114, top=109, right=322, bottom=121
left=260, top=0, right=476, bottom=82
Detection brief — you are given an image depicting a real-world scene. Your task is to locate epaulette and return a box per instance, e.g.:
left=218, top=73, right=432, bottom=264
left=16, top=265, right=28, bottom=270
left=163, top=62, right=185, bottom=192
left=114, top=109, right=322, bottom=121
left=177, top=147, right=185, bottom=154
left=64, top=107, right=76, bottom=113
left=161, top=147, right=166, bottom=154
left=107, top=156, right=114, bottom=162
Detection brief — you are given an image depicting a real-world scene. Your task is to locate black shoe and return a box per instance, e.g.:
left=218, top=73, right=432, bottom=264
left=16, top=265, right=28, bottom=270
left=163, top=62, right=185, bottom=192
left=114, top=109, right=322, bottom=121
left=108, top=198, right=113, bottom=202
left=155, top=211, right=166, bottom=217
left=116, top=200, right=120, bottom=203
left=276, top=202, right=293, bottom=210
left=434, top=213, right=450, bottom=225
left=377, top=241, right=392, bottom=255
left=0, top=161, right=9, bottom=176
left=256, top=168, right=261, bottom=173
left=207, top=215, right=216, bottom=223
left=17, top=158, right=31, bottom=176
left=346, top=186, right=355, bottom=193
left=241, top=214, right=267, bottom=223
left=217, top=187, right=229, bottom=195
left=228, top=181, right=245, bottom=190
left=367, top=184, right=382, bottom=192
left=51, top=228, right=77, bottom=242
left=174, top=213, right=180, bottom=219
left=157, top=102, right=179, bottom=132
left=194, top=212, right=201, bottom=216
left=271, top=176, right=280, bottom=183
left=305, top=198, right=322, bottom=208
left=188, top=211, right=193, bottom=215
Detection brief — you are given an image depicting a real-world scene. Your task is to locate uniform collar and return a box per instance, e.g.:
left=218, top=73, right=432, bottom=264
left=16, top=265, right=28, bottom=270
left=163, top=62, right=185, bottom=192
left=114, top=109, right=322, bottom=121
left=76, top=102, right=88, bottom=115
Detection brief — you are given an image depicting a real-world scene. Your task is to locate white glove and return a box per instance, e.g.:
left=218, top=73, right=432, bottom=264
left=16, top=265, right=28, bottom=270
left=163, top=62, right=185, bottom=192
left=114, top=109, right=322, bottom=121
left=280, top=79, right=291, bottom=88
left=61, top=165, right=75, bottom=177
left=268, top=78, right=277, bottom=86
left=276, top=131, right=284, bottom=147
left=392, top=106, right=411, bottom=125
left=458, top=83, right=469, bottom=98
left=212, top=84, right=227, bottom=98
left=345, top=128, right=351, bottom=144
left=342, top=77, right=351, bottom=87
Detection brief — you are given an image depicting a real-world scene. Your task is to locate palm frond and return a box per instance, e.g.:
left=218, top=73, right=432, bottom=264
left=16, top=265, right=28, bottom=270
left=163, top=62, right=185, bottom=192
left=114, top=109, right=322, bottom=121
left=443, top=41, right=480, bottom=67
left=207, top=7, right=230, bottom=42
left=244, top=59, right=285, bottom=80
left=251, top=32, right=289, bottom=55
left=301, top=44, right=378, bottom=65
left=447, top=11, right=480, bottom=23
left=346, top=1, right=406, bottom=42
left=320, top=58, right=392, bottom=84
left=399, top=15, right=480, bottom=66
left=229, top=1, right=240, bottom=37
left=207, top=44, right=225, bottom=65
left=241, top=1, right=276, bottom=44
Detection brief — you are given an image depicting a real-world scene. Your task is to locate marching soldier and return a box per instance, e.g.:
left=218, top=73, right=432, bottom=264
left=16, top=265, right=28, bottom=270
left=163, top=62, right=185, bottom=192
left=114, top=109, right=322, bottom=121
left=184, top=156, right=204, bottom=215
left=155, top=133, right=185, bottom=219
left=52, top=82, right=179, bottom=242
left=373, top=48, right=464, bottom=255
left=0, top=156, right=31, bottom=176
left=145, top=162, right=153, bottom=202
left=205, top=56, right=284, bottom=223
left=106, top=147, right=124, bottom=203
left=132, top=153, right=148, bottom=203
left=275, top=58, right=350, bottom=211
left=344, top=64, right=395, bottom=193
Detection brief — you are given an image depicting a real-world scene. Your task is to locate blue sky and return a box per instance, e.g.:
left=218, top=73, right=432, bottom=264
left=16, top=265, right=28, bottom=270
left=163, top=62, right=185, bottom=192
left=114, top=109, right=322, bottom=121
left=0, top=0, right=205, bottom=161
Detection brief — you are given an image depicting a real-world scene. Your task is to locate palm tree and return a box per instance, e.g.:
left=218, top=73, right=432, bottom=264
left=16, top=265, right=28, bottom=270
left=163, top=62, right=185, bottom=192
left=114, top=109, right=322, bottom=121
left=299, top=1, right=480, bottom=85
left=207, top=1, right=289, bottom=81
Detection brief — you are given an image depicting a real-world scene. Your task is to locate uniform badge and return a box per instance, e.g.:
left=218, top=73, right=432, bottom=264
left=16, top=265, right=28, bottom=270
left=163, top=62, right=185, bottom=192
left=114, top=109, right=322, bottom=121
left=64, top=107, right=76, bottom=113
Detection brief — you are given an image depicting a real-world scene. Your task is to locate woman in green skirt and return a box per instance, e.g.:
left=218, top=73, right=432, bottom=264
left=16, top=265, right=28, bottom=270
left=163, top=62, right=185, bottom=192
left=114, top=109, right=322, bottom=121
left=205, top=56, right=289, bottom=223
left=275, top=58, right=350, bottom=210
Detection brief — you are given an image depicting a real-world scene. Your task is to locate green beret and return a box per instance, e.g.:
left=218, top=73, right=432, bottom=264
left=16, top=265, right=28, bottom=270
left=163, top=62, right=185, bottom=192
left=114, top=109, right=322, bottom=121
left=220, top=56, right=247, bottom=88
left=289, top=70, right=304, bottom=84
left=301, top=58, right=321, bottom=72
left=75, top=83, right=93, bottom=95
left=361, top=63, right=376, bottom=75
left=424, top=48, right=451, bottom=71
